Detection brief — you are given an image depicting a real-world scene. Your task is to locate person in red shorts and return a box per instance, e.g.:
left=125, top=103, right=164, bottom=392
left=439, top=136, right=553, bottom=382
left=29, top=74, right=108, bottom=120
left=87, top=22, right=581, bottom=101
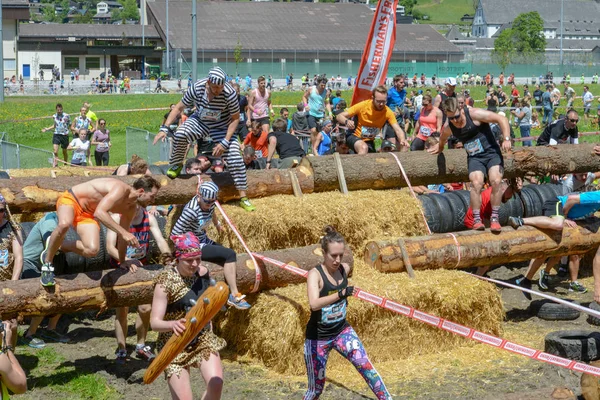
left=464, top=177, right=523, bottom=229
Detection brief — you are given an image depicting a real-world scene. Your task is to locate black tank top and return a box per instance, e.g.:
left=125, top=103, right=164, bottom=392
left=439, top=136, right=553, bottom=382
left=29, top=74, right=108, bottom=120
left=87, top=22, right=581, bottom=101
left=305, top=264, right=349, bottom=340
left=112, top=163, right=131, bottom=176
left=487, top=97, right=497, bottom=112
left=448, top=106, right=499, bottom=157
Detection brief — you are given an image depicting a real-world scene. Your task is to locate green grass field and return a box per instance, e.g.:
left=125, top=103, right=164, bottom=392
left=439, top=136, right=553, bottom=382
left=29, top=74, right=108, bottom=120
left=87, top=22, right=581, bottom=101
left=413, top=0, right=475, bottom=25
left=0, top=84, right=598, bottom=168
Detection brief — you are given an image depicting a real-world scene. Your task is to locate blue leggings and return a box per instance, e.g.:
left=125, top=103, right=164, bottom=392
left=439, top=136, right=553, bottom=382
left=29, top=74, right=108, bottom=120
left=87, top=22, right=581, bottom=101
left=303, top=325, right=392, bottom=400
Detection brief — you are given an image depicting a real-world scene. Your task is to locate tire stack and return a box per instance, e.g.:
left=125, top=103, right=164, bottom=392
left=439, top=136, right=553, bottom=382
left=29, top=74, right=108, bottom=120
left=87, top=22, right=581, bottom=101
left=418, top=184, right=563, bottom=234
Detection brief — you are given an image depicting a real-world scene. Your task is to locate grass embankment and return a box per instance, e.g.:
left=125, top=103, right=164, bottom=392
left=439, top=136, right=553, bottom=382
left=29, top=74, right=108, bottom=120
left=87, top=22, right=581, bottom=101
left=413, top=0, right=475, bottom=25
left=1, top=84, right=599, bottom=167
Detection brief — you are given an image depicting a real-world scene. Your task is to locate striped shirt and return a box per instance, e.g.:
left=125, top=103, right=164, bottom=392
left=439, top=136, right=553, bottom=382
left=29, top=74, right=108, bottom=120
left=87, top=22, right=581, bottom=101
left=182, top=78, right=240, bottom=133
left=171, top=196, right=215, bottom=246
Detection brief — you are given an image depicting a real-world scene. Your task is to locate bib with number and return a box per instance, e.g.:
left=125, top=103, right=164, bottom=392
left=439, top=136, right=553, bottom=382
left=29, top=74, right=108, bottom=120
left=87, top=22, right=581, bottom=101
left=0, top=249, right=9, bottom=268
left=320, top=300, right=347, bottom=325
left=201, top=109, right=221, bottom=122
left=465, top=138, right=484, bottom=156
left=126, top=245, right=147, bottom=260
left=361, top=126, right=380, bottom=139
left=72, top=151, right=86, bottom=164
left=419, top=126, right=432, bottom=137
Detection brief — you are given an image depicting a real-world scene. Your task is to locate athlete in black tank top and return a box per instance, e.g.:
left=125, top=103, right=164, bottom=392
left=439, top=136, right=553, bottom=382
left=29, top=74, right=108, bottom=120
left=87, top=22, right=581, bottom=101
left=428, top=98, right=512, bottom=233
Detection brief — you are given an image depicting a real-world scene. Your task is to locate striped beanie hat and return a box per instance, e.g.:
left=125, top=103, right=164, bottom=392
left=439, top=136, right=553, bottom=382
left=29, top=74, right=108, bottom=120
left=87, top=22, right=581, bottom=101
left=198, top=181, right=219, bottom=201
left=208, top=67, right=226, bottom=85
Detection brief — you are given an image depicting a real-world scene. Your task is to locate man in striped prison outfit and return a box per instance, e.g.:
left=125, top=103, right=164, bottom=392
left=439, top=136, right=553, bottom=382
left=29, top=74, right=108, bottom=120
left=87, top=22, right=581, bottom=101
left=155, top=66, right=255, bottom=211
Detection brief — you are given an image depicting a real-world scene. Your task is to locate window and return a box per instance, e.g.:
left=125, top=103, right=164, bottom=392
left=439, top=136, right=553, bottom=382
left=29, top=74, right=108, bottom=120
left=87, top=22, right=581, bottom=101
left=3, top=59, right=15, bottom=70
left=64, top=57, right=79, bottom=69
left=86, top=57, right=100, bottom=69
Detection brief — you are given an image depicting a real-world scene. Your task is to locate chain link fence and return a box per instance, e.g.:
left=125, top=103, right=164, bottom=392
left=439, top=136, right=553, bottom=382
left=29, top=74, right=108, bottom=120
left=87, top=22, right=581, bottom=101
left=0, top=140, right=54, bottom=170
left=3, top=80, right=159, bottom=97
left=126, top=126, right=171, bottom=165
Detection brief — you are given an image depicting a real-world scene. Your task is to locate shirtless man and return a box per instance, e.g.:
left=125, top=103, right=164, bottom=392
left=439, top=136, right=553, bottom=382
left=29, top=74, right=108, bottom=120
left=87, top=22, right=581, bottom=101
left=247, top=76, right=274, bottom=135
left=40, top=176, right=161, bottom=286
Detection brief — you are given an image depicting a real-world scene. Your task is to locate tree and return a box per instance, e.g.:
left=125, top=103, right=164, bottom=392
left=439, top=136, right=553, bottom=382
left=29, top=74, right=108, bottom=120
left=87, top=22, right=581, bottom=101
left=234, top=37, right=243, bottom=75
left=120, top=0, right=140, bottom=21
left=73, top=11, right=93, bottom=24
left=491, top=28, right=514, bottom=71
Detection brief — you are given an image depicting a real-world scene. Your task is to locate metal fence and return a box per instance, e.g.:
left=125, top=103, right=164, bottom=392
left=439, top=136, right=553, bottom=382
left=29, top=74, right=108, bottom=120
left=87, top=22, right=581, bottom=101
left=0, top=140, right=54, bottom=170
left=3, top=80, right=160, bottom=97
left=126, top=126, right=171, bottom=165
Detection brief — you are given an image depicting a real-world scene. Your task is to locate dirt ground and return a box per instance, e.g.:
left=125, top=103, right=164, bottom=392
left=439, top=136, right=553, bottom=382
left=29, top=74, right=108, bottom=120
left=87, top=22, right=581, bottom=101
left=13, top=262, right=600, bottom=400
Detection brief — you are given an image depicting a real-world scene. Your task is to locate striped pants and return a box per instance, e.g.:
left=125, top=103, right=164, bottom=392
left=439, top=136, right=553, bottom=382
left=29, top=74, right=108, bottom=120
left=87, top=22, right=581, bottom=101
left=303, top=325, right=392, bottom=400
left=169, top=116, right=248, bottom=191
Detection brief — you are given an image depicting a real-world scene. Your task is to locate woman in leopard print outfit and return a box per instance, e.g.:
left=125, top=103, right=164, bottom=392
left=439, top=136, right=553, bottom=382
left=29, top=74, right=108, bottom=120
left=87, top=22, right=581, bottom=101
left=0, top=194, right=23, bottom=282
left=150, top=231, right=226, bottom=399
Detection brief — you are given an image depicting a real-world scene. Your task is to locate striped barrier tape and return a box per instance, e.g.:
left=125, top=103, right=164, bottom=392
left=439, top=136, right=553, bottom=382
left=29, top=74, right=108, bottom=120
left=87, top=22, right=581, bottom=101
left=253, top=252, right=600, bottom=378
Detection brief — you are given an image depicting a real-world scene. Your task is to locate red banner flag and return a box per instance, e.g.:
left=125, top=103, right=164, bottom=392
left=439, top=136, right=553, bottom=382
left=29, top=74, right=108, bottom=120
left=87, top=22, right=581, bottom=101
left=351, top=0, right=398, bottom=106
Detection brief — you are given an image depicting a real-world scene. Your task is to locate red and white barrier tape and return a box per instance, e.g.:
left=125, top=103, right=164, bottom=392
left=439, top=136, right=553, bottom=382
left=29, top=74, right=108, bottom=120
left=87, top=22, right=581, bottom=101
left=195, top=176, right=262, bottom=293
left=388, top=152, right=432, bottom=235
left=253, top=252, right=600, bottom=378
left=471, top=273, right=600, bottom=320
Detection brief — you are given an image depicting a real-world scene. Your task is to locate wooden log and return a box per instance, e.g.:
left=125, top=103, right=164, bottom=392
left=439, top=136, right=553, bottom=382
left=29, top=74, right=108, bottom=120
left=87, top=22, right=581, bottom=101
left=143, top=282, right=229, bottom=384
left=311, top=144, right=600, bottom=192
left=0, top=162, right=314, bottom=213
left=364, top=222, right=600, bottom=273
left=0, top=244, right=352, bottom=318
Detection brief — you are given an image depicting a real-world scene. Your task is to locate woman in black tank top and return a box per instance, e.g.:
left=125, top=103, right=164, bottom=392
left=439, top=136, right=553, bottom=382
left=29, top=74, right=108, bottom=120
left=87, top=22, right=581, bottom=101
left=303, top=226, right=391, bottom=400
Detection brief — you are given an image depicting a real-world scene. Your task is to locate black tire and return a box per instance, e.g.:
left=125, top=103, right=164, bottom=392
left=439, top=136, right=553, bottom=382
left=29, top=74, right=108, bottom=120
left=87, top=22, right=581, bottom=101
left=85, top=224, right=109, bottom=272
left=148, top=165, right=165, bottom=175
left=444, top=192, right=469, bottom=232
left=530, top=184, right=561, bottom=205
left=531, top=299, right=581, bottom=321
left=544, top=330, right=600, bottom=362
left=62, top=226, right=107, bottom=274
left=510, top=192, right=525, bottom=219
left=0, top=171, right=10, bottom=179
left=419, top=195, right=443, bottom=234
left=427, top=194, right=454, bottom=233
left=587, top=302, right=600, bottom=326
left=498, top=195, right=525, bottom=226
left=520, top=186, right=544, bottom=217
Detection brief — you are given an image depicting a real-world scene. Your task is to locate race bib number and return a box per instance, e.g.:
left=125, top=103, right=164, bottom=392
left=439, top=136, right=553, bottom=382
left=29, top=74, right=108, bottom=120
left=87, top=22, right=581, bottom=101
left=200, top=109, right=221, bottom=122
left=320, top=300, right=347, bottom=325
left=465, top=138, right=484, bottom=156
left=72, top=152, right=86, bottom=164
left=0, top=249, right=8, bottom=268
left=419, top=126, right=432, bottom=137
left=361, top=127, right=380, bottom=139
left=126, top=245, right=147, bottom=260
left=98, top=142, right=108, bottom=150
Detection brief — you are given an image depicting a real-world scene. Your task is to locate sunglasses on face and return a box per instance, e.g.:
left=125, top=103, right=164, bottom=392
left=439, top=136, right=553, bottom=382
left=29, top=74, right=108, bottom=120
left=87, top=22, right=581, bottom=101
left=448, top=112, right=461, bottom=121
left=569, top=118, right=579, bottom=123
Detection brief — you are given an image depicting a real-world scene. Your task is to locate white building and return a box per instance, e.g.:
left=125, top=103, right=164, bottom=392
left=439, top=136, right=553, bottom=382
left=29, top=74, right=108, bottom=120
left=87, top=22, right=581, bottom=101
left=2, top=0, right=30, bottom=79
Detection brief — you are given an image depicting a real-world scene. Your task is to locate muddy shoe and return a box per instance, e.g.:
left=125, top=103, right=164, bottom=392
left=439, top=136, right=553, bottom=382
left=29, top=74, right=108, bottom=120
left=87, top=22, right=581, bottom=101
left=40, top=263, right=55, bottom=287
left=166, top=164, right=183, bottom=179
left=515, top=276, right=532, bottom=300
left=135, top=344, right=156, bottom=362
left=538, top=269, right=550, bottom=291
left=115, top=348, right=128, bottom=365
left=227, top=294, right=251, bottom=310
left=490, top=218, right=501, bottom=233
left=508, top=216, right=524, bottom=229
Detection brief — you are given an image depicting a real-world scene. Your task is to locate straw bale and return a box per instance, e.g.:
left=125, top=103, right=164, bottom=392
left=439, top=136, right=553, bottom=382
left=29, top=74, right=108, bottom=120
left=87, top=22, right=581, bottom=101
left=213, top=189, right=427, bottom=253
left=6, top=166, right=111, bottom=178
left=215, top=260, right=504, bottom=376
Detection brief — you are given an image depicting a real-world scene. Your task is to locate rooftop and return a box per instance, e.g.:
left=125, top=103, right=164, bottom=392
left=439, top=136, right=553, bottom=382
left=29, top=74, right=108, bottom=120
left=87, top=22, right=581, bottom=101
left=18, top=23, right=160, bottom=40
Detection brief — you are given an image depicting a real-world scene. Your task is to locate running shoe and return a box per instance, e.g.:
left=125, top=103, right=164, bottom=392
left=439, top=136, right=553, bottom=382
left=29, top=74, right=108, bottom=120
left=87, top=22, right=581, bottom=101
left=240, top=197, right=256, bottom=212
left=40, top=263, right=55, bottom=287
left=538, top=269, right=550, bottom=290
left=515, top=276, right=533, bottom=300
left=227, top=294, right=251, bottom=310
left=135, top=344, right=156, bottom=362
left=472, top=220, right=485, bottom=231
left=490, top=218, right=502, bottom=233
left=40, top=236, right=51, bottom=265
left=508, top=216, right=524, bottom=230
left=20, top=334, right=46, bottom=349
left=115, top=348, right=128, bottom=365
left=166, top=164, right=183, bottom=179
left=569, top=281, right=588, bottom=293
left=40, top=328, right=70, bottom=343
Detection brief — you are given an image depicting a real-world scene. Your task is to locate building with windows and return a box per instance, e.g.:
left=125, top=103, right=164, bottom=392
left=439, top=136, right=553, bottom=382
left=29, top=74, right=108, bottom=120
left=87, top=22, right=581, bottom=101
left=17, top=24, right=163, bottom=80
left=2, top=0, right=30, bottom=79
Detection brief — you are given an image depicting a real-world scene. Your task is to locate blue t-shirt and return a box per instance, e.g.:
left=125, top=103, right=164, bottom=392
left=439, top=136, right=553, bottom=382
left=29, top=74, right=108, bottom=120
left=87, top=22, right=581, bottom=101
left=542, top=92, right=552, bottom=110
left=317, top=131, right=332, bottom=156
left=558, top=191, right=600, bottom=220
left=332, top=97, right=342, bottom=108
left=387, top=87, right=406, bottom=111
left=287, top=119, right=292, bottom=132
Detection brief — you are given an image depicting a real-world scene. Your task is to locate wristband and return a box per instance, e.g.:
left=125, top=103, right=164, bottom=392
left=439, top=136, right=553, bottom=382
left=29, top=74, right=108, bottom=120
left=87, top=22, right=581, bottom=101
left=159, top=125, right=169, bottom=133
left=2, top=346, right=14, bottom=353
left=219, top=138, right=230, bottom=149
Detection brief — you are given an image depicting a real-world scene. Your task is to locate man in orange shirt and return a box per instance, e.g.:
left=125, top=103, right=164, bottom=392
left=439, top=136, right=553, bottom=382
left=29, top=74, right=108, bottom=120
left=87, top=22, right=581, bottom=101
left=336, top=86, right=408, bottom=154
left=242, top=120, right=269, bottom=158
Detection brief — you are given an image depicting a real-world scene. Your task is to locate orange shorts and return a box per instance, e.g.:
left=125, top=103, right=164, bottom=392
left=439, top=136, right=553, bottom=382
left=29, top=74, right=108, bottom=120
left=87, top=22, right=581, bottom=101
left=56, top=191, right=99, bottom=228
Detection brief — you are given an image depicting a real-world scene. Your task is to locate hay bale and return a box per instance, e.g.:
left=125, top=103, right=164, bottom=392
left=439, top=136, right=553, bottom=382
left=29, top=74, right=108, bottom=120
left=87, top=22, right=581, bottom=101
left=214, top=190, right=427, bottom=253
left=7, top=166, right=111, bottom=178
left=215, top=260, right=504, bottom=376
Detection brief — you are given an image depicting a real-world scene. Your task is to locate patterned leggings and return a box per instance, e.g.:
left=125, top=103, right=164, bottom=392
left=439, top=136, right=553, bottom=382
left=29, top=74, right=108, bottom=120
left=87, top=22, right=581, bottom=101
left=303, top=325, right=392, bottom=400
left=169, top=116, right=248, bottom=191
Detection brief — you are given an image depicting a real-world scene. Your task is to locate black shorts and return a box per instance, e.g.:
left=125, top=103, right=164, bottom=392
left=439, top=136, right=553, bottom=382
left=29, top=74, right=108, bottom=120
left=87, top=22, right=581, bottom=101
left=346, top=134, right=376, bottom=153
left=542, top=199, right=563, bottom=217
left=52, top=134, right=69, bottom=149
left=467, top=150, right=504, bottom=176
left=307, top=115, right=322, bottom=130
left=410, top=137, right=426, bottom=151
left=201, top=243, right=237, bottom=266
left=252, top=117, right=270, bottom=127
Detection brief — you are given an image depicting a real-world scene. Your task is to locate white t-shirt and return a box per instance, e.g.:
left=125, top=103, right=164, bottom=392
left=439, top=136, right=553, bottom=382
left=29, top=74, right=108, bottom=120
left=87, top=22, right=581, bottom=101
left=583, top=91, right=594, bottom=106
left=69, top=138, right=90, bottom=164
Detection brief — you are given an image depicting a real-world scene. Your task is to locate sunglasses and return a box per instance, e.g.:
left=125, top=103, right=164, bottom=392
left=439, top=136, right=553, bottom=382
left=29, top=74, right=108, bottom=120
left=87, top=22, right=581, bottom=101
left=448, top=112, right=461, bottom=121
left=99, top=122, right=106, bottom=125
left=568, top=118, right=579, bottom=123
